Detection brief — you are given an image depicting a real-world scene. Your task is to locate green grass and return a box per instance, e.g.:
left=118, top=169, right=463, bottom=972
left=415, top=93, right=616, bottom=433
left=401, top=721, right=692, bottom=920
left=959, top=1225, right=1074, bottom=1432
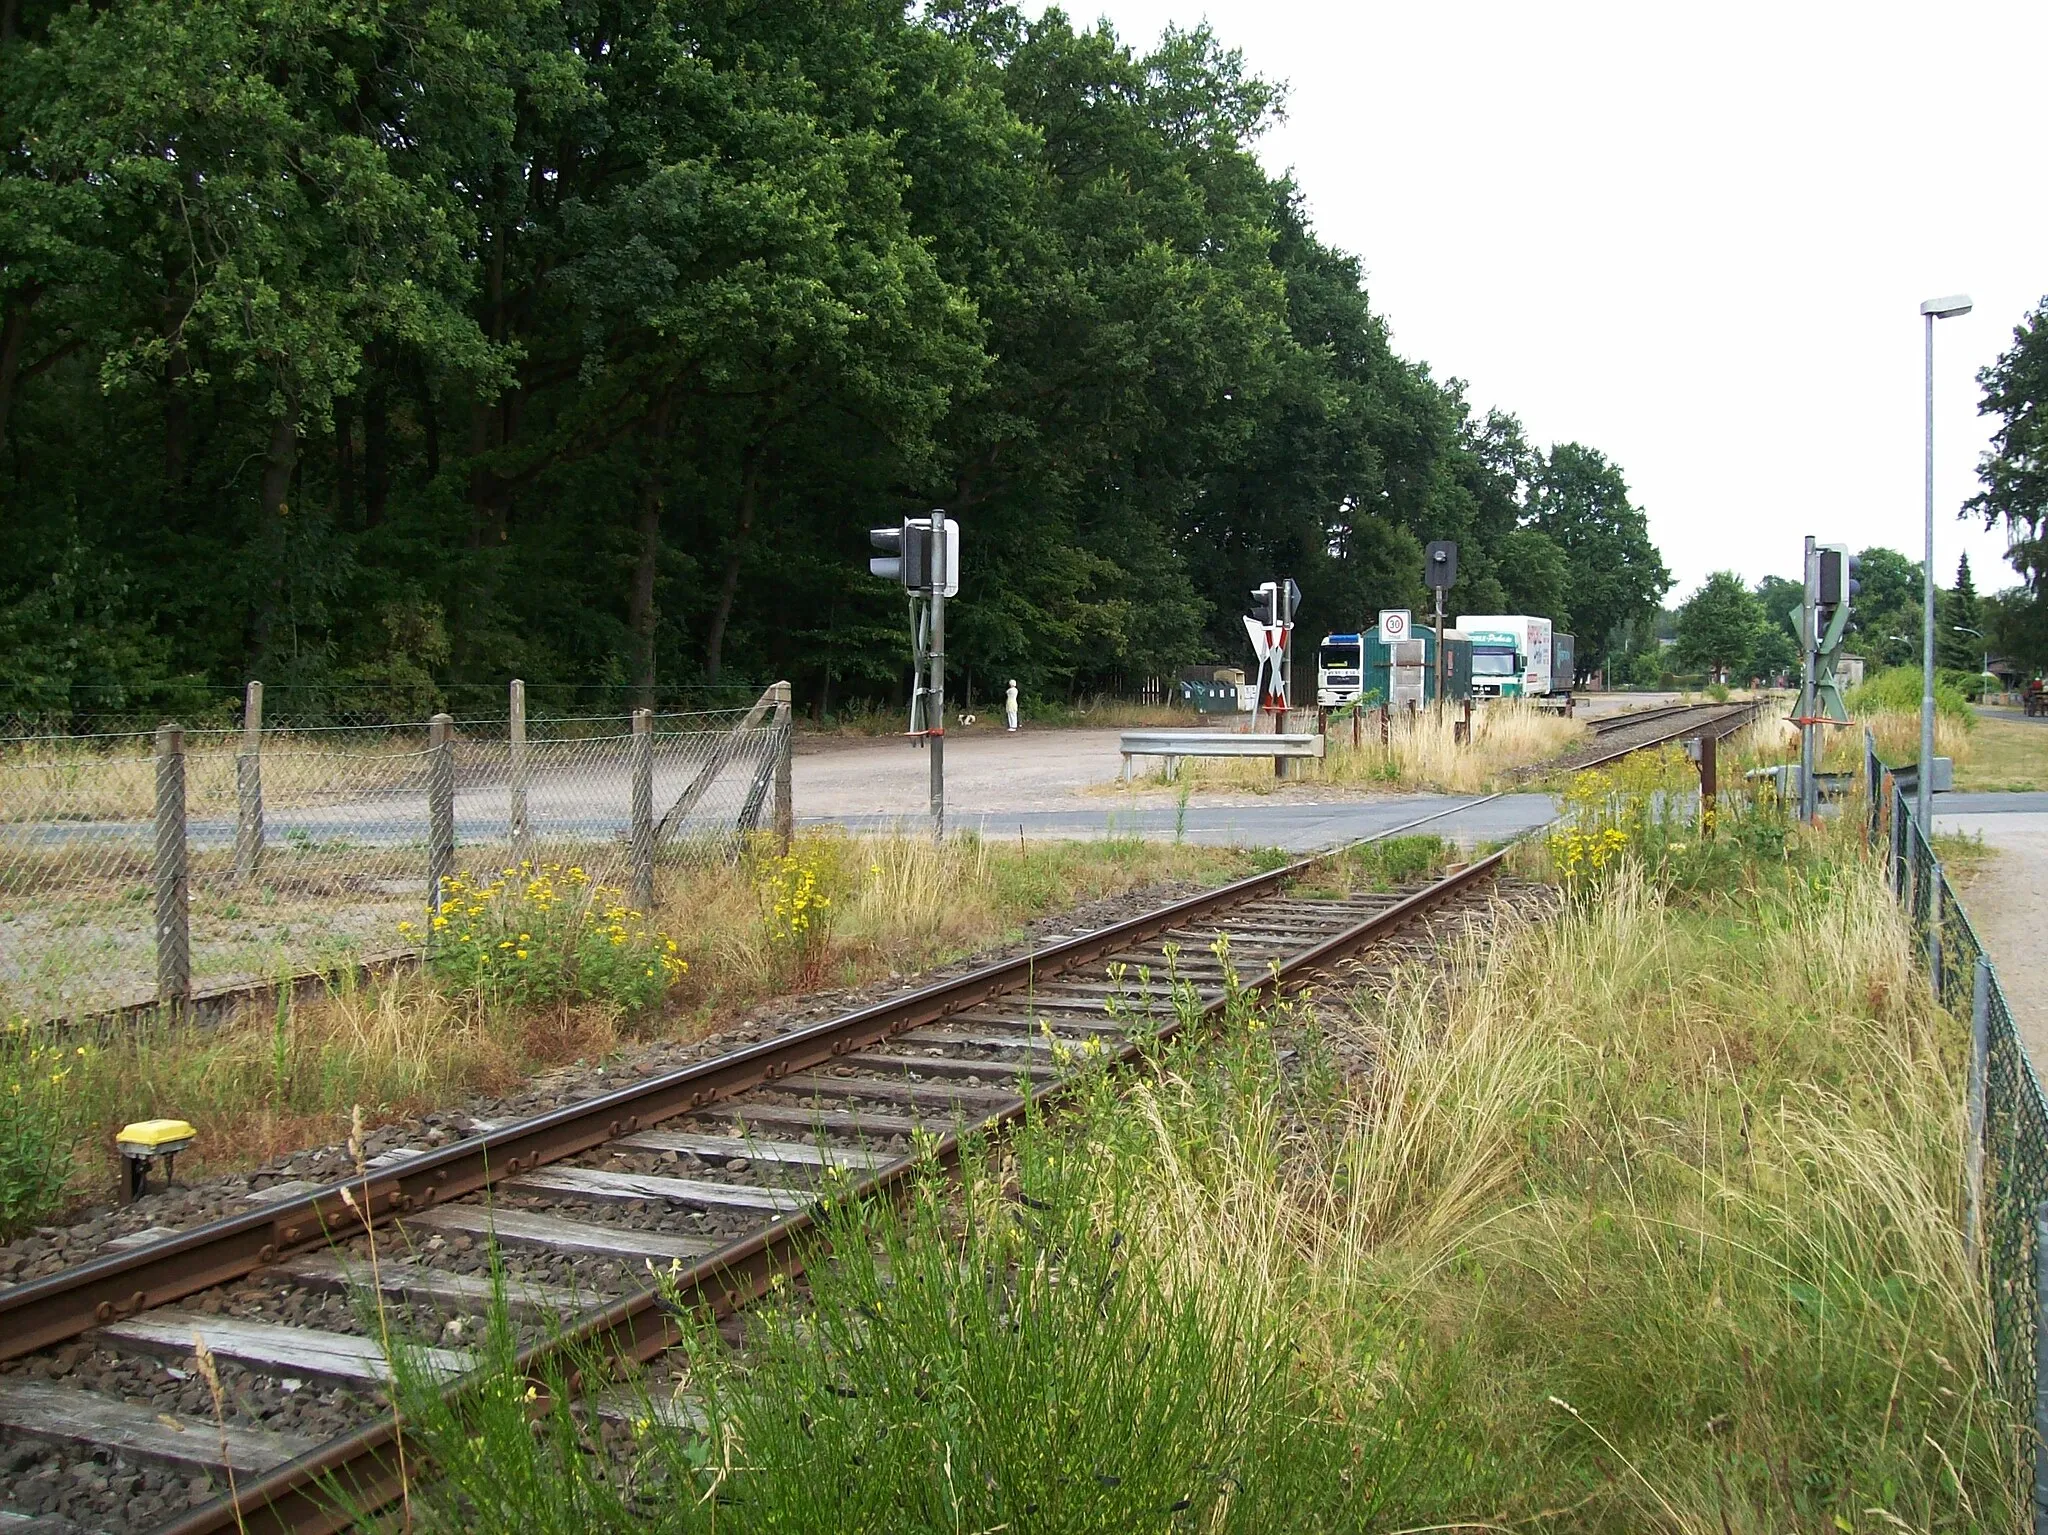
left=1955, top=715, right=2048, bottom=792
left=380, top=802, right=2012, bottom=1531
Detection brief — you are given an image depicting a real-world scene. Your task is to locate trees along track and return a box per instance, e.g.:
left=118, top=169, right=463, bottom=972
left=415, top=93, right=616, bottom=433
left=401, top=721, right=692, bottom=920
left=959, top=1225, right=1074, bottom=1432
left=0, top=702, right=1768, bottom=1535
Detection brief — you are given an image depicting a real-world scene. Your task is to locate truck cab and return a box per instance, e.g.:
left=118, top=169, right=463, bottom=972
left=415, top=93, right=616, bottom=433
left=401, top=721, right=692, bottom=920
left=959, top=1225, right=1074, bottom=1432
left=1454, top=614, right=1558, bottom=702
left=1316, top=634, right=1367, bottom=706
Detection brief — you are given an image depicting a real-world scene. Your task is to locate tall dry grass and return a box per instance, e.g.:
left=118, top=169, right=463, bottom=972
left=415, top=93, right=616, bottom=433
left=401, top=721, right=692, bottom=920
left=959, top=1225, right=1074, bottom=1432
left=1065, top=841, right=2007, bottom=1529
left=1724, top=704, right=1976, bottom=783
left=657, top=830, right=1254, bottom=1000
left=1146, top=699, right=1582, bottom=795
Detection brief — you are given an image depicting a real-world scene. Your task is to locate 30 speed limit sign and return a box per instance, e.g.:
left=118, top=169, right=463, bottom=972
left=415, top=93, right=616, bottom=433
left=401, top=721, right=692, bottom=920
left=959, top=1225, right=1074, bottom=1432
left=1378, top=609, right=1412, bottom=641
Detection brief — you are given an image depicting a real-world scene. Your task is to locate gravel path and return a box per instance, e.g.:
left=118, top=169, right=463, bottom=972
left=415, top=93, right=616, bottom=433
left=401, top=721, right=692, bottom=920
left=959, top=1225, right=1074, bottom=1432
left=1941, top=808, right=2048, bottom=1073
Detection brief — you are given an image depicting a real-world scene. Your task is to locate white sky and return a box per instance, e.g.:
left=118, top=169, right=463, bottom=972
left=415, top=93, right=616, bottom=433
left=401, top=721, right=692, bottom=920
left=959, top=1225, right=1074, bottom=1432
left=1071, top=0, right=2047, bottom=602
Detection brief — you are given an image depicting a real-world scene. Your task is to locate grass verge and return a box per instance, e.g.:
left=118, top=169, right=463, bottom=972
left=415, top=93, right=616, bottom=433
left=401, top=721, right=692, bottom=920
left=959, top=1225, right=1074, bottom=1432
left=384, top=795, right=2009, bottom=1531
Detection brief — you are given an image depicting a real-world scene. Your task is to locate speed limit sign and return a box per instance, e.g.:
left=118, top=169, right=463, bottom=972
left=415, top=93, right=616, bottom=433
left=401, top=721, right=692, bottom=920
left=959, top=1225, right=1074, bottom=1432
left=1378, top=609, right=1412, bottom=641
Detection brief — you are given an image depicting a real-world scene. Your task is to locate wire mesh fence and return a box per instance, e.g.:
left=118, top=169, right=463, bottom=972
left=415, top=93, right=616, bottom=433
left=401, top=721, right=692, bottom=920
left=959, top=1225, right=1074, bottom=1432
left=1868, top=733, right=2048, bottom=1512
left=0, top=687, right=792, bottom=1024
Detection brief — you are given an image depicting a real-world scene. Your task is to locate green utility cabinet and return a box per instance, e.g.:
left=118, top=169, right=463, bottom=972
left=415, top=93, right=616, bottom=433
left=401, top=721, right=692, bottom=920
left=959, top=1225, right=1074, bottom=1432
left=1363, top=626, right=1469, bottom=706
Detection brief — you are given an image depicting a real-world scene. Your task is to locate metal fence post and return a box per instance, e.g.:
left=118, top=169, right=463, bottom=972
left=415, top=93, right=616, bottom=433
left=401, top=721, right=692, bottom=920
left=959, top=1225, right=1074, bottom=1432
left=1968, top=956, right=1990, bottom=1266
left=1929, top=862, right=1944, bottom=1003
left=2034, top=1202, right=2048, bottom=1530
left=153, top=724, right=189, bottom=1010
left=1887, top=776, right=1902, bottom=893
left=771, top=681, right=793, bottom=856
left=509, top=678, right=533, bottom=866
left=233, top=680, right=264, bottom=883
left=630, top=708, right=655, bottom=911
left=427, top=713, right=455, bottom=910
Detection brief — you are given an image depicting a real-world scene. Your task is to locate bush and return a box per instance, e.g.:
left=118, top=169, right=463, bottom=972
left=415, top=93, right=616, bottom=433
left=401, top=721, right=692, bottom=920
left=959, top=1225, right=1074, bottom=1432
left=405, top=863, right=687, bottom=1014
left=1846, top=665, right=1976, bottom=725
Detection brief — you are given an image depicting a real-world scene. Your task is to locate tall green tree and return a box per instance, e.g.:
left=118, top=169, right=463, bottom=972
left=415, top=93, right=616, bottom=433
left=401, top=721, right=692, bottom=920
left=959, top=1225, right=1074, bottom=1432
left=1673, top=571, right=1764, bottom=682
left=0, top=0, right=1674, bottom=722
left=1529, top=444, right=1671, bottom=678
left=1938, top=553, right=1984, bottom=672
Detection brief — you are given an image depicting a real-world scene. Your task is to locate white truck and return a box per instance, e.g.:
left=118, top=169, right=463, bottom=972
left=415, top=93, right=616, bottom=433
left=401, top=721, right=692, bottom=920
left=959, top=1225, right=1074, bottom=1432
left=1455, top=614, right=1572, bottom=706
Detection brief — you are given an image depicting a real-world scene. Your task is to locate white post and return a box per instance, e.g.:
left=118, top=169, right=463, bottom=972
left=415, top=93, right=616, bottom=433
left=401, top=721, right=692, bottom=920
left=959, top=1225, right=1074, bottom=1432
left=1920, top=310, right=1937, bottom=832
left=508, top=679, right=532, bottom=865
left=234, top=680, right=264, bottom=883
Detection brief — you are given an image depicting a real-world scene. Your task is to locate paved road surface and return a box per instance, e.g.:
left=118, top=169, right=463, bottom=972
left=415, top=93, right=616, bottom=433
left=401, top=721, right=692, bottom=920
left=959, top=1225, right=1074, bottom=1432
left=804, top=792, right=1560, bottom=852
left=1935, top=791, right=2048, bottom=1078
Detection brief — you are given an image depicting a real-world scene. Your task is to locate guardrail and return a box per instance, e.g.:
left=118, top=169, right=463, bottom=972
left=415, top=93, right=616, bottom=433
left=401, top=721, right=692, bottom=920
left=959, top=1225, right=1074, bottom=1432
left=1118, top=728, right=1324, bottom=782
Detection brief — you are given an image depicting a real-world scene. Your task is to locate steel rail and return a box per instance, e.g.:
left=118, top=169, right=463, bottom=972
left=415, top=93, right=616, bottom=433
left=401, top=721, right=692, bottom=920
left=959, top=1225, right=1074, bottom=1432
left=1575, top=699, right=1766, bottom=772
left=153, top=851, right=1511, bottom=1535
left=1586, top=702, right=1695, bottom=735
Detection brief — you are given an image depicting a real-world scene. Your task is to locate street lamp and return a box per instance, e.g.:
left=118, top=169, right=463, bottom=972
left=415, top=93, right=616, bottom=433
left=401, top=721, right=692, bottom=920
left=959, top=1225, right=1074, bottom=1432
left=1954, top=624, right=1989, bottom=680
left=1919, top=293, right=1971, bottom=829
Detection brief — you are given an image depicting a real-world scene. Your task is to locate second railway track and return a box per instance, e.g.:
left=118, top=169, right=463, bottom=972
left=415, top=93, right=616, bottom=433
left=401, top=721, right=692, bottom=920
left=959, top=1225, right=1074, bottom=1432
left=0, top=707, right=1769, bottom=1534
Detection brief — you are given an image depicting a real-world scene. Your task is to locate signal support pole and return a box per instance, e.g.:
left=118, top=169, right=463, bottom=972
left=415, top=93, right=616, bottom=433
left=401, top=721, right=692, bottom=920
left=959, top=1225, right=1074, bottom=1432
left=1799, top=535, right=1818, bottom=821
left=929, top=513, right=946, bottom=843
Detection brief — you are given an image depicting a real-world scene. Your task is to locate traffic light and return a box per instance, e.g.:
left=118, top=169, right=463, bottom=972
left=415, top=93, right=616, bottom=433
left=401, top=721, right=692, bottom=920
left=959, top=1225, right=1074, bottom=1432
left=1424, top=540, right=1458, bottom=590
left=1817, top=544, right=1860, bottom=619
left=870, top=519, right=933, bottom=588
left=1248, top=582, right=1278, bottom=625
left=868, top=513, right=959, bottom=594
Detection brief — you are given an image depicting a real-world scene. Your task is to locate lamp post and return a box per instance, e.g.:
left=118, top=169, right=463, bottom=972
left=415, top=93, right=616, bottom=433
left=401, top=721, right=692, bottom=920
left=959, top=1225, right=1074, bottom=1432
left=1919, top=294, right=1972, bottom=829
left=1953, top=624, right=1990, bottom=685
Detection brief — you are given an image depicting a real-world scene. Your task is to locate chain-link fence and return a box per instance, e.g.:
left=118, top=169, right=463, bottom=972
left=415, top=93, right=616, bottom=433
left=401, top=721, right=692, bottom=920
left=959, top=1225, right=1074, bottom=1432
left=1868, top=734, right=2048, bottom=1515
left=0, top=685, right=793, bottom=1024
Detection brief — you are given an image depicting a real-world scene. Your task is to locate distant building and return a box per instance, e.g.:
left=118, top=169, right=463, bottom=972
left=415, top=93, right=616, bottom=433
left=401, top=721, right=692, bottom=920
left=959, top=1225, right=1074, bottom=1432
left=1837, top=653, right=1866, bottom=690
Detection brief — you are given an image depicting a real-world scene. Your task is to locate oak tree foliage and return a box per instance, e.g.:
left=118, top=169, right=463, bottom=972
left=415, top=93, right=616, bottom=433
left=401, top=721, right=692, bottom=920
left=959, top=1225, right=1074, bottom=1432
left=0, top=0, right=1672, bottom=719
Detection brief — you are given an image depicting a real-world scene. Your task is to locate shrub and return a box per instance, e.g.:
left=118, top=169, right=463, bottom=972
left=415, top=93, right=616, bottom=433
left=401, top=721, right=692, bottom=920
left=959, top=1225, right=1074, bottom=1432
left=403, top=863, right=687, bottom=1014
left=1846, top=665, right=1976, bottom=725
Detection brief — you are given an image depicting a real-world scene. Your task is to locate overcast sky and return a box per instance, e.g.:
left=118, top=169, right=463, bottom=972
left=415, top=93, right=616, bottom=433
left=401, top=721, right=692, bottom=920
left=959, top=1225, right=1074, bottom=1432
left=1069, top=0, right=2046, bottom=603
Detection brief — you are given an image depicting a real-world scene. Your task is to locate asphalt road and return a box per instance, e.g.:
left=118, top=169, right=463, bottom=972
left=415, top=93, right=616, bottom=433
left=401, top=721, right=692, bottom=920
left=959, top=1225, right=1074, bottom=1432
left=803, top=791, right=1561, bottom=853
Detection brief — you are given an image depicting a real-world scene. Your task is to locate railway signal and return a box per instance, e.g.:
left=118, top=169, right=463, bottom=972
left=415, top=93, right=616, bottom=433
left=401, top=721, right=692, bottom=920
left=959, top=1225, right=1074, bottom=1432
left=1796, top=538, right=1858, bottom=818
left=1244, top=578, right=1300, bottom=718
left=1424, top=541, right=1458, bottom=709
left=866, top=511, right=959, bottom=839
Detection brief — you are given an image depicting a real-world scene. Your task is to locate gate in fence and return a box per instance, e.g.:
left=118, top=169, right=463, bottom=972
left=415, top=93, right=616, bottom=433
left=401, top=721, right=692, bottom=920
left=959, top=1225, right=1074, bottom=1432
left=0, top=682, right=794, bottom=1026
left=1868, top=731, right=2048, bottom=1523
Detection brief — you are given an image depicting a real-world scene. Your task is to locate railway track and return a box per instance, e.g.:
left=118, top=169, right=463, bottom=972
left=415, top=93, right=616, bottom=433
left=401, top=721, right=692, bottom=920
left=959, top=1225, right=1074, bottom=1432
left=1585, top=701, right=1697, bottom=735
left=0, top=841, right=1515, bottom=1535
left=0, top=710, right=1767, bottom=1533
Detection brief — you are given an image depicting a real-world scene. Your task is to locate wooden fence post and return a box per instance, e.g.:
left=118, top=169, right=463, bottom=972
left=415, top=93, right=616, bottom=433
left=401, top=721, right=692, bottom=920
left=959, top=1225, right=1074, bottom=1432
left=509, top=678, right=533, bottom=865
left=630, top=708, right=655, bottom=911
left=154, top=723, right=190, bottom=1009
left=772, top=681, right=794, bottom=855
left=233, top=681, right=264, bottom=883
left=428, top=713, right=455, bottom=909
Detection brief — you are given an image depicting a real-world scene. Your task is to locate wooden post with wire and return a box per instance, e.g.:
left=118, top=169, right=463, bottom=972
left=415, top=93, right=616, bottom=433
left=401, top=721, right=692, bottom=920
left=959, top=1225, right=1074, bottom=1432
left=154, top=724, right=190, bottom=1009
left=630, top=708, right=655, bottom=910
left=771, top=681, right=794, bottom=855
left=509, top=678, right=534, bottom=865
left=427, top=713, right=455, bottom=910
